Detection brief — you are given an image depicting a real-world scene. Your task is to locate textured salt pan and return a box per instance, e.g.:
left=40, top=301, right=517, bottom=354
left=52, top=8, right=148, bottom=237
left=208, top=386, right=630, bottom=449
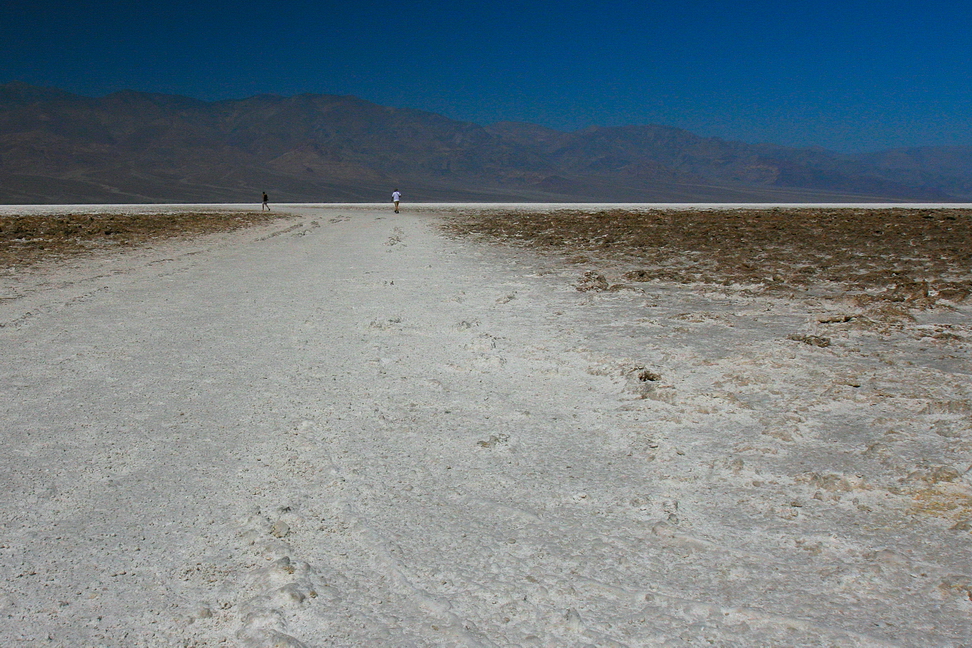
left=0, top=204, right=970, bottom=647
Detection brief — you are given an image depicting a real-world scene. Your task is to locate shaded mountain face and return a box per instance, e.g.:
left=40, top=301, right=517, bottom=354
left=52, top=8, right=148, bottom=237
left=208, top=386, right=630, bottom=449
left=0, top=82, right=967, bottom=203
left=852, top=146, right=972, bottom=199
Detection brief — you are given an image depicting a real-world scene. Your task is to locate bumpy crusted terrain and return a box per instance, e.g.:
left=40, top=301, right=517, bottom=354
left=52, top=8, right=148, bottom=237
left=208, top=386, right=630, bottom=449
left=0, top=211, right=289, bottom=269
left=443, top=208, right=972, bottom=310
left=2, top=205, right=971, bottom=646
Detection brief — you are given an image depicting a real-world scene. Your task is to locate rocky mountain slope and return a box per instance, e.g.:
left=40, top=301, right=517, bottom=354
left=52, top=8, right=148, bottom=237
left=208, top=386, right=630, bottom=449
left=1, top=82, right=968, bottom=203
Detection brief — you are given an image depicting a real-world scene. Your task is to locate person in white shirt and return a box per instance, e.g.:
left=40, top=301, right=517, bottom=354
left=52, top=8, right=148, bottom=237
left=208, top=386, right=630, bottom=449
left=392, top=189, right=401, bottom=213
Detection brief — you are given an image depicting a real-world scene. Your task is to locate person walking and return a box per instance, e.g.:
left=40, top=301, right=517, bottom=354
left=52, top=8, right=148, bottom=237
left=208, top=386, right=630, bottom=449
left=262, top=192, right=270, bottom=211
left=391, top=189, right=401, bottom=213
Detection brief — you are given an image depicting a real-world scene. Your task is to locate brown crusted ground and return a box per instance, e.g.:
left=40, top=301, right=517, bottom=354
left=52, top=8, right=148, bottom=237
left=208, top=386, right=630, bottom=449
left=442, top=208, right=972, bottom=310
left=0, top=211, right=292, bottom=269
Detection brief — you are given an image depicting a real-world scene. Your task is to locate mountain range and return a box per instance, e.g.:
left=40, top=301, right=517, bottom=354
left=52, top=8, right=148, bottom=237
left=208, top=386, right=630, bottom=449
left=1, top=81, right=970, bottom=204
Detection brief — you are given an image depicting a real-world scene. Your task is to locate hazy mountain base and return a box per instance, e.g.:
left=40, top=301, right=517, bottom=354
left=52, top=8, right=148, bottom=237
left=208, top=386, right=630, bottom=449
left=0, top=169, right=937, bottom=206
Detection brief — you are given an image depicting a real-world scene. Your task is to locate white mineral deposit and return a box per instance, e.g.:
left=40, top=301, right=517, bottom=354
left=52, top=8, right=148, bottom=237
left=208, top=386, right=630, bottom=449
left=1, top=204, right=969, bottom=647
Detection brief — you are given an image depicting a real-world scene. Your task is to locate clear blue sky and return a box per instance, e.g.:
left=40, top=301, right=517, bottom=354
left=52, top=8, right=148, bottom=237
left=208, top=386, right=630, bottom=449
left=2, top=0, right=971, bottom=152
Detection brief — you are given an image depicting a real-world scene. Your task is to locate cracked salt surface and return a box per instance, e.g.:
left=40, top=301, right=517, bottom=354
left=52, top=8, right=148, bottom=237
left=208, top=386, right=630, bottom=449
left=1, top=205, right=970, bottom=647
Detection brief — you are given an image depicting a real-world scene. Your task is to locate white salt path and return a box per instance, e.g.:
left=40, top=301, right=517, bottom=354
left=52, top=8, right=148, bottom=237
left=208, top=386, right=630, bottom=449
left=1, top=204, right=970, bottom=647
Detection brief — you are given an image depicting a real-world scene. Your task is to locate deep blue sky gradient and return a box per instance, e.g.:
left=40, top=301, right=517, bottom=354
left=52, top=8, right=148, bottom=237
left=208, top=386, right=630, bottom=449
left=2, top=0, right=971, bottom=152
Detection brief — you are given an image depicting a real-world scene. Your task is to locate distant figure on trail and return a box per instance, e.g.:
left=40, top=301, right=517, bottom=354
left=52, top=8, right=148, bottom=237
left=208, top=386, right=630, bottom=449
left=262, top=192, right=270, bottom=211
left=392, top=189, right=401, bottom=213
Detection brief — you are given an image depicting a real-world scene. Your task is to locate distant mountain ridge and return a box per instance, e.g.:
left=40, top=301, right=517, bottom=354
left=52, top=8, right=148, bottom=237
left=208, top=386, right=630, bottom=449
left=1, top=81, right=969, bottom=203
